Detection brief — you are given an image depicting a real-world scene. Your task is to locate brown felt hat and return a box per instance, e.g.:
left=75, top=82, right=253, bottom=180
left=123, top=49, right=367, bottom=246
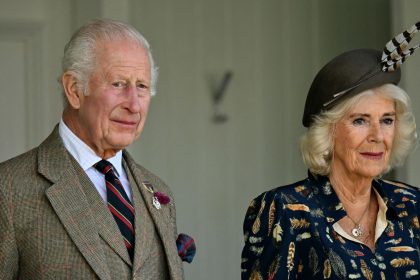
left=302, top=49, right=401, bottom=127
left=302, top=21, right=420, bottom=127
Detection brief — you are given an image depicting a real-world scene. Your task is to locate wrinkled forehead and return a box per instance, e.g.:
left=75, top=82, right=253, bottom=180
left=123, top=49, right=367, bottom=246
left=94, top=39, right=150, bottom=67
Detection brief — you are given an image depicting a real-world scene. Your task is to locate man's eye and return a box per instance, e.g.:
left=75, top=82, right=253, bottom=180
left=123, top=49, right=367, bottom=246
left=137, top=83, right=148, bottom=90
left=112, top=81, right=125, bottom=88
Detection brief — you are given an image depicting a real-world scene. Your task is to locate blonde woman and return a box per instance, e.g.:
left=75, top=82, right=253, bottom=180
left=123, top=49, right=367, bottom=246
left=242, top=22, right=420, bottom=280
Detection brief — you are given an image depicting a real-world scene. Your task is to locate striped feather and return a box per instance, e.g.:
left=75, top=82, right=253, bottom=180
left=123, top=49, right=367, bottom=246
left=296, top=232, right=311, bottom=241
left=323, top=259, right=331, bottom=279
left=412, top=217, right=420, bottom=229
left=386, top=246, right=415, bottom=252
left=328, top=249, right=347, bottom=277
left=290, top=218, right=310, bottom=229
left=249, top=236, right=263, bottom=244
left=273, top=222, right=283, bottom=242
left=308, top=247, right=319, bottom=275
left=252, top=217, right=261, bottom=235
left=286, top=242, right=296, bottom=273
left=250, top=246, right=264, bottom=256
left=250, top=270, right=263, bottom=280
left=252, top=199, right=266, bottom=234
left=268, top=255, right=281, bottom=280
left=406, top=269, right=419, bottom=278
left=381, top=21, right=420, bottom=72
left=267, top=200, right=276, bottom=236
left=286, top=204, right=310, bottom=212
left=390, top=257, right=415, bottom=267
left=381, top=272, right=386, bottom=280
left=360, top=259, right=373, bottom=280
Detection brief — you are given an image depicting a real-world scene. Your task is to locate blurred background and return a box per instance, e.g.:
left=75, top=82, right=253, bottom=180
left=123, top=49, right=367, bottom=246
left=0, top=0, right=419, bottom=278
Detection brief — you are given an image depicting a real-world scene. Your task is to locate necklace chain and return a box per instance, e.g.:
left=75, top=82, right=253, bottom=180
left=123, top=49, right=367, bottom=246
left=346, top=197, right=371, bottom=238
left=329, top=178, right=373, bottom=239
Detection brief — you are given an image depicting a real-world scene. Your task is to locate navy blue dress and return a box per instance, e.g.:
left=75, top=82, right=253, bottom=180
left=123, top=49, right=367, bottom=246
left=241, top=172, right=420, bottom=279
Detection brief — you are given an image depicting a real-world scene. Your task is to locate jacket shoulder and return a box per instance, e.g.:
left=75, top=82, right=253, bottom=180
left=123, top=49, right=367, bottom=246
left=254, top=178, right=310, bottom=202
left=0, top=148, right=38, bottom=179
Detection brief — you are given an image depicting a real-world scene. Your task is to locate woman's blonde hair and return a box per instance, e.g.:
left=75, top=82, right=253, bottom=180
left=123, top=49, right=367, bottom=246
left=300, top=84, right=417, bottom=176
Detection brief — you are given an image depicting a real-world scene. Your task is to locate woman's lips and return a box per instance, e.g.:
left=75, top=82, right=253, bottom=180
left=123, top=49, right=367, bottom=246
left=360, top=152, right=384, bottom=160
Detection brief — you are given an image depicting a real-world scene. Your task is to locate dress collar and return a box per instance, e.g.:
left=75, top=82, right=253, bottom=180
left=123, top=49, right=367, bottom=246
left=306, top=171, right=399, bottom=225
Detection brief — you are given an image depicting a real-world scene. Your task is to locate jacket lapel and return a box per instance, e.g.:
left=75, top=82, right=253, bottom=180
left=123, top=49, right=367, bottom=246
left=38, top=127, right=111, bottom=280
left=123, top=151, right=184, bottom=279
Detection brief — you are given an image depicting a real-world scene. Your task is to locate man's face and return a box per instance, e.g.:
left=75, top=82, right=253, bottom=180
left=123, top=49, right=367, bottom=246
left=74, top=39, right=152, bottom=157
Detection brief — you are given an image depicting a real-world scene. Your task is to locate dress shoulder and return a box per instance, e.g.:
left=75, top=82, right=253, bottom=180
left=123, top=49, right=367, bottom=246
left=381, top=179, right=420, bottom=192
left=241, top=178, right=311, bottom=279
left=246, top=178, right=313, bottom=212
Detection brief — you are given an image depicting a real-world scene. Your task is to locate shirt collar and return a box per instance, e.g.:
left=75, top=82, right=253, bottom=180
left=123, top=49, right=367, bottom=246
left=58, top=118, right=124, bottom=176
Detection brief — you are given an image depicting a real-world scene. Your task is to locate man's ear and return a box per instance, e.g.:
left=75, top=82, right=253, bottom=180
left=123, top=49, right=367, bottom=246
left=62, top=72, right=84, bottom=109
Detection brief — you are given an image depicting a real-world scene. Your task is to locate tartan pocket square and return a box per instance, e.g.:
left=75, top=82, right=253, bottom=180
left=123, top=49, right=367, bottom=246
left=176, top=233, right=196, bottom=263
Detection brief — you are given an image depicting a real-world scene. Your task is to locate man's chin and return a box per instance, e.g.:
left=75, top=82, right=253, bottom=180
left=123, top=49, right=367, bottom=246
left=109, top=137, right=137, bottom=150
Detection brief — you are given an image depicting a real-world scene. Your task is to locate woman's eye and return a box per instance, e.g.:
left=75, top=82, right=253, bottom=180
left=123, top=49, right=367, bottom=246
left=352, top=118, right=365, bottom=126
left=381, top=118, right=395, bottom=125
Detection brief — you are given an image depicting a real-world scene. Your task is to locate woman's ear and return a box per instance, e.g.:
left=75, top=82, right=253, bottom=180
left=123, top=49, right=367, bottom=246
left=62, top=72, right=83, bottom=109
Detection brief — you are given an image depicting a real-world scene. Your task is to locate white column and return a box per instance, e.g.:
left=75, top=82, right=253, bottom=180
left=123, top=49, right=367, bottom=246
left=391, top=0, right=420, bottom=185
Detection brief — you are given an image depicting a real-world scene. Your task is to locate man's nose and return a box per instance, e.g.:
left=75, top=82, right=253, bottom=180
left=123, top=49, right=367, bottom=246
left=124, top=85, right=141, bottom=113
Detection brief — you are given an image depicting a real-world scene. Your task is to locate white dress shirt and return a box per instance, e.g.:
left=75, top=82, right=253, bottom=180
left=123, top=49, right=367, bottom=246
left=58, top=119, right=133, bottom=202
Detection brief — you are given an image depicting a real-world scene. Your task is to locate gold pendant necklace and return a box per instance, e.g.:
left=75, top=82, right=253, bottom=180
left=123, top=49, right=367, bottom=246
left=346, top=198, right=371, bottom=238
left=351, top=223, right=363, bottom=237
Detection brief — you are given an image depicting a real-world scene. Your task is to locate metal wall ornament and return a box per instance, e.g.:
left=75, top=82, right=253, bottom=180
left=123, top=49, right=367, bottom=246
left=211, top=71, right=233, bottom=124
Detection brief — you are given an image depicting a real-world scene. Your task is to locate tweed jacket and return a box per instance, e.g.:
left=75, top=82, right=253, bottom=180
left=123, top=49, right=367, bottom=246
left=0, top=127, right=184, bottom=280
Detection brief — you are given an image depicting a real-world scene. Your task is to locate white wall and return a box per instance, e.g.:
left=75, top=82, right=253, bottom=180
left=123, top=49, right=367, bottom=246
left=0, top=0, right=71, bottom=155
left=127, top=1, right=392, bottom=279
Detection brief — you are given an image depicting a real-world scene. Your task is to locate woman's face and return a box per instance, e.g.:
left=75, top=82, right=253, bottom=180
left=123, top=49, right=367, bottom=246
left=332, top=93, right=396, bottom=180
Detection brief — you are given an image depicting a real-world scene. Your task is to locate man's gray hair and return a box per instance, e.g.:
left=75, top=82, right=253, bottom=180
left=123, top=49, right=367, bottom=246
left=60, top=18, right=158, bottom=104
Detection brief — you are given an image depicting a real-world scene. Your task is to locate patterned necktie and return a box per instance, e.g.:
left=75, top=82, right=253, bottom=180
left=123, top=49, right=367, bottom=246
left=94, top=160, right=135, bottom=260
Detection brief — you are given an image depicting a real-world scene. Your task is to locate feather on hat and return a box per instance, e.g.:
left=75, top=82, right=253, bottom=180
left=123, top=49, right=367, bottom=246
left=302, top=21, right=420, bottom=128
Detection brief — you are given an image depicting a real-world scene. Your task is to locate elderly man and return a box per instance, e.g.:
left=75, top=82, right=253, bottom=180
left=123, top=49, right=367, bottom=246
left=0, top=19, right=186, bottom=279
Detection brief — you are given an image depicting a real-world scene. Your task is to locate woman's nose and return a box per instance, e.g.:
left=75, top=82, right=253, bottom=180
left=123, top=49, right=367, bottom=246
left=368, top=123, right=384, bottom=143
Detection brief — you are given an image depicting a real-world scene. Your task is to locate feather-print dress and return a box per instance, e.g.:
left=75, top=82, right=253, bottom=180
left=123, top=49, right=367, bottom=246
left=241, top=172, right=420, bottom=279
